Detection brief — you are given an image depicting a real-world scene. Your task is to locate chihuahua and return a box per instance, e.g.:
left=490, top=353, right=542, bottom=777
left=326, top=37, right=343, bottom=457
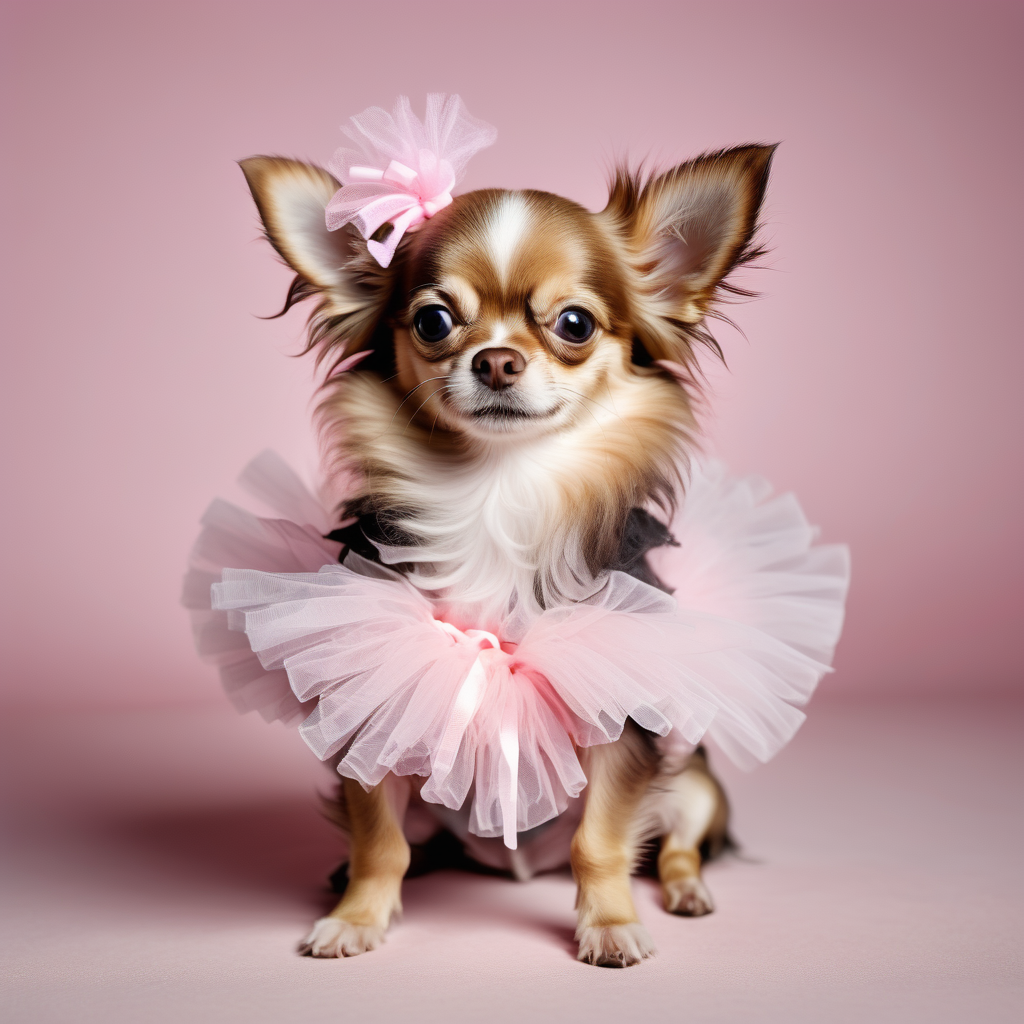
left=238, top=139, right=773, bottom=966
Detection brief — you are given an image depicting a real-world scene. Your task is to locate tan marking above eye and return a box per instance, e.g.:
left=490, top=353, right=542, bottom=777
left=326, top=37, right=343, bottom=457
left=406, top=277, right=480, bottom=331
left=530, top=287, right=611, bottom=331
left=437, top=276, right=480, bottom=322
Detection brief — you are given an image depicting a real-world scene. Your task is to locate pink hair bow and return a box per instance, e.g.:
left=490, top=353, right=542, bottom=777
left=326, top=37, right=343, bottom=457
left=326, top=94, right=497, bottom=268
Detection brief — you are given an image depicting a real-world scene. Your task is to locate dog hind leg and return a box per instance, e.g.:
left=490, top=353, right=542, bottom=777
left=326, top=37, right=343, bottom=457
left=655, top=751, right=728, bottom=917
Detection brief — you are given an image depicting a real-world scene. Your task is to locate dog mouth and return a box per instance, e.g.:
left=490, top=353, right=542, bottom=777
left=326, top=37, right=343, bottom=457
left=437, top=382, right=566, bottom=432
left=469, top=401, right=563, bottom=422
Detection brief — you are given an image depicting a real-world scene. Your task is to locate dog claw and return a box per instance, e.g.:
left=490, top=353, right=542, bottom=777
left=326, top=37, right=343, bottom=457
left=300, top=916, right=387, bottom=958
left=576, top=923, right=655, bottom=967
left=663, top=876, right=715, bottom=917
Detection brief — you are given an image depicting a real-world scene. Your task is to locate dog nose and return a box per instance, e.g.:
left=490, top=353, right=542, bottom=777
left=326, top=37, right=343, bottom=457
left=471, top=347, right=526, bottom=390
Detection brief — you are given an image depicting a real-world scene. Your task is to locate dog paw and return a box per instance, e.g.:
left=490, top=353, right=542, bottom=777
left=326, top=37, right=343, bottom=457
left=576, top=923, right=655, bottom=968
left=663, top=876, right=715, bottom=916
left=298, top=916, right=387, bottom=958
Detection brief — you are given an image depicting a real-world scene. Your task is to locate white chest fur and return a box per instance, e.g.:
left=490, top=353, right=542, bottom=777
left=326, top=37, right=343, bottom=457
left=374, top=438, right=593, bottom=624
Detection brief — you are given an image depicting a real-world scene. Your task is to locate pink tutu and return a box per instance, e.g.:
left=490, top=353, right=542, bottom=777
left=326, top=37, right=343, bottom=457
left=183, top=452, right=850, bottom=848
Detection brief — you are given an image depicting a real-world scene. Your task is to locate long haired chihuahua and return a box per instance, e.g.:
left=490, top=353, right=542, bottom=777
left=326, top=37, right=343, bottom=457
left=238, top=109, right=773, bottom=967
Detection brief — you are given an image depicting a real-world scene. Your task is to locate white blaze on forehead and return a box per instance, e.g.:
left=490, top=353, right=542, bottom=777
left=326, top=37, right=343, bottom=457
left=486, top=193, right=532, bottom=284
left=484, top=323, right=509, bottom=347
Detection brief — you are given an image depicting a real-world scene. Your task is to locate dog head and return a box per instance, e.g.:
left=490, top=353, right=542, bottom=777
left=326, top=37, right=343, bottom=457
left=240, top=145, right=774, bottom=448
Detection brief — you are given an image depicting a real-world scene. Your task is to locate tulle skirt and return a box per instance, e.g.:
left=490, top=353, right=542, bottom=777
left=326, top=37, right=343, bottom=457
left=183, top=452, right=850, bottom=848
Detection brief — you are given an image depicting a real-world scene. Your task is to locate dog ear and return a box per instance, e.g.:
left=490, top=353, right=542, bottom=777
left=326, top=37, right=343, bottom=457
left=239, top=157, right=390, bottom=357
left=605, top=145, right=775, bottom=357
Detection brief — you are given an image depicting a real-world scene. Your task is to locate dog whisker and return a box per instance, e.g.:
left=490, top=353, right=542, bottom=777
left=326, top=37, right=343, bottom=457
left=402, top=383, right=458, bottom=436
left=387, top=374, right=452, bottom=430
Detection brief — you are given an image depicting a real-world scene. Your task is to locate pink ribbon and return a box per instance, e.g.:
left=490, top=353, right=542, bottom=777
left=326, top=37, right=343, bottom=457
left=324, top=348, right=373, bottom=381
left=325, top=95, right=497, bottom=269
left=433, top=620, right=521, bottom=849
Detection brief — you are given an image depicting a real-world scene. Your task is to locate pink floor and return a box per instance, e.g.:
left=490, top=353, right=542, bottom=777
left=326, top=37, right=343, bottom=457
left=2, top=694, right=1021, bottom=1023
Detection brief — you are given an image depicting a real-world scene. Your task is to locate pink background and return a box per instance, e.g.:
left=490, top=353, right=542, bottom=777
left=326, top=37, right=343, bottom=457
left=1, top=0, right=1021, bottom=712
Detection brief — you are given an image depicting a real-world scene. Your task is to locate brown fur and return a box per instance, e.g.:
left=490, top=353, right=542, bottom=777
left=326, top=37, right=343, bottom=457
left=239, top=142, right=774, bottom=963
left=573, top=724, right=661, bottom=965
left=300, top=776, right=412, bottom=957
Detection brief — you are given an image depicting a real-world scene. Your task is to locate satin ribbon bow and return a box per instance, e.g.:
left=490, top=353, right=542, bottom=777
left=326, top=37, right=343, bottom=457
left=432, top=620, right=521, bottom=849
left=325, top=94, right=497, bottom=269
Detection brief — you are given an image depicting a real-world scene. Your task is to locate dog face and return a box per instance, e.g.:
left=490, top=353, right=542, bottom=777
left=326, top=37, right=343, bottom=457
left=392, top=189, right=635, bottom=441
left=239, top=146, right=774, bottom=451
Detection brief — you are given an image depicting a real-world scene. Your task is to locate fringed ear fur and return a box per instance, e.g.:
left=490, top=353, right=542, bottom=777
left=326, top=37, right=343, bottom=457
left=239, top=156, right=393, bottom=370
left=603, top=145, right=776, bottom=365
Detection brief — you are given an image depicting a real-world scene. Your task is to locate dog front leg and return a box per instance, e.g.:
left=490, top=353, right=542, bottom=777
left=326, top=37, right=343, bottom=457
left=571, top=724, right=659, bottom=967
left=301, top=774, right=411, bottom=958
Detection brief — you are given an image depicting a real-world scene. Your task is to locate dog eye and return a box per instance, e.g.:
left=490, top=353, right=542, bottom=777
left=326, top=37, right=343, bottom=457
left=553, top=309, right=595, bottom=343
left=413, top=306, right=453, bottom=343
